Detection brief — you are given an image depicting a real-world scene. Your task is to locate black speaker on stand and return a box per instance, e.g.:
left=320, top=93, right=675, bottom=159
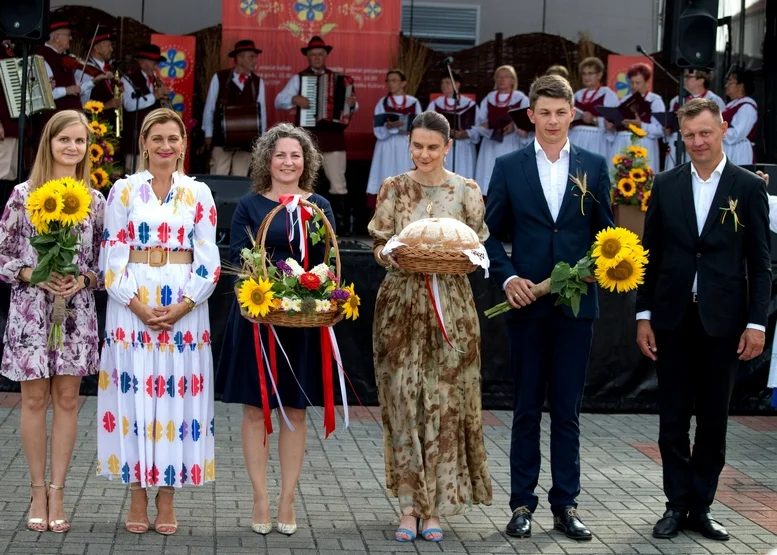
left=662, top=0, right=720, bottom=70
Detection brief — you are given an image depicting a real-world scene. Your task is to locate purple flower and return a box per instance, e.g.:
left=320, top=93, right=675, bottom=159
left=330, top=288, right=351, bottom=301
left=624, top=159, right=633, bottom=168
left=276, top=260, right=293, bottom=276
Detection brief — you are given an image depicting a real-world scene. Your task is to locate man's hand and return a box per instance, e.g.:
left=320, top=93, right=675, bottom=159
left=345, top=95, right=356, bottom=107
left=737, top=328, right=765, bottom=361
left=65, top=84, right=81, bottom=96
left=104, top=98, right=120, bottom=110
left=204, top=137, right=212, bottom=150
left=505, top=277, right=536, bottom=309
left=292, top=95, right=310, bottom=109
left=756, top=170, right=770, bottom=187
left=622, top=118, right=641, bottom=128
left=154, top=86, right=171, bottom=100
left=636, top=319, right=658, bottom=361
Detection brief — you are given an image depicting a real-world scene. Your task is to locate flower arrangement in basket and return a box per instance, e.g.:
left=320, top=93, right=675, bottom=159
left=485, top=226, right=648, bottom=318
left=24, top=177, right=92, bottom=347
left=235, top=198, right=360, bottom=327
left=230, top=195, right=360, bottom=440
left=612, top=124, right=654, bottom=212
left=84, top=101, right=121, bottom=192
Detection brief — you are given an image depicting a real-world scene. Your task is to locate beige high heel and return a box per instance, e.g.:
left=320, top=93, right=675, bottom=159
left=47, top=483, right=70, bottom=533
left=153, top=487, right=178, bottom=535
left=125, top=485, right=150, bottom=534
left=276, top=494, right=297, bottom=536
left=27, top=482, right=47, bottom=532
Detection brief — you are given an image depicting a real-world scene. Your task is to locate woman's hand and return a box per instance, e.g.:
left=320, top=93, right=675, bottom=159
left=623, top=118, right=642, bottom=128
left=147, top=303, right=190, bottom=329
left=128, top=297, right=172, bottom=331
left=55, top=274, right=83, bottom=299
left=19, top=267, right=60, bottom=295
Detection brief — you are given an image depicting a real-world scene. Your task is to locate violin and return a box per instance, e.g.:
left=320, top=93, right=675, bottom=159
left=60, top=53, right=103, bottom=78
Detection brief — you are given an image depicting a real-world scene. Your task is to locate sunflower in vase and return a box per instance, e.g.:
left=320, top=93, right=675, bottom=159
left=83, top=101, right=121, bottom=192
left=612, top=124, right=654, bottom=212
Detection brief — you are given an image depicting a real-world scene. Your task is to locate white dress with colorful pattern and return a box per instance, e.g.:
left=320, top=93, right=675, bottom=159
left=96, top=170, right=220, bottom=488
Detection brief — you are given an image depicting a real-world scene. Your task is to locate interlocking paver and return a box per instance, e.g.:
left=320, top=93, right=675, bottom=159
left=0, top=395, right=775, bottom=554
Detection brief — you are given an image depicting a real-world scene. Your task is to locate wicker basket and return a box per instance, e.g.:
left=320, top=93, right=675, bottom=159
left=253, top=199, right=342, bottom=328
left=394, top=246, right=478, bottom=275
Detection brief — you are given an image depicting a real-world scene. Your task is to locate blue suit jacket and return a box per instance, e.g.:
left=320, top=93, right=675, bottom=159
left=484, top=142, right=615, bottom=320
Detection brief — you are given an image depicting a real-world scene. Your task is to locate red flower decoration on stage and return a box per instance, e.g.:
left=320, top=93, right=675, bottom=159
left=299, top=272, right=321, bottom=291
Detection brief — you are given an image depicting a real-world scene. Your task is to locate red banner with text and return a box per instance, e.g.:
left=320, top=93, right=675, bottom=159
left=151, top=34, right=196, bottom=172
left=222, top=0, right=400, bottom=159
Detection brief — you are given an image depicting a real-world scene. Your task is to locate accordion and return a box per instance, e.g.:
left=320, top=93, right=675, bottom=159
left=0, top=56, right=55, bottom=118
left=299, top=73, right=354, bottom=128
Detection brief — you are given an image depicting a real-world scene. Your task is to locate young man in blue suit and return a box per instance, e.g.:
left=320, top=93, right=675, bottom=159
left=484, top=74, right=615, bottom=541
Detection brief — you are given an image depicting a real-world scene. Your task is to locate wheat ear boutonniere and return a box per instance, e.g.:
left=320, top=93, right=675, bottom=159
left=569, top=170, right=599, bottom=216
left=719, top=197, right=744, bottom=232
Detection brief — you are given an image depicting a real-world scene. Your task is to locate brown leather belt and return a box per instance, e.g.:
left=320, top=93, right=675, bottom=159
left=128, top=248, right=193, bottom=267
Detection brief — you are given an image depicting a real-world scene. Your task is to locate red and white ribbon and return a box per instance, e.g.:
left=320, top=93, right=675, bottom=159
left=279, top=194, right=313, bottom=269
left=327, top=326, right=349, bottom=429
left=424, top=274, right=464, bottom=352
left=268, top=324, right=323, bottom=419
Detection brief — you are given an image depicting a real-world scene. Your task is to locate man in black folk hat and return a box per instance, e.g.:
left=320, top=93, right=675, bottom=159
left=74, top=33, right=120, bottom=118
left=203, top=39, right=266, bottom=176
left=37, top=19, right=82, bottom=126
left=275, top=35, right=358, bottom=234
left=121, top=44, right=170, bottom=172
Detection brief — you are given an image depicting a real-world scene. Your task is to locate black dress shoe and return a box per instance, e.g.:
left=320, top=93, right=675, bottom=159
left=653, top=510, right=685, bottom=538
left=686, top=512, right=729, bottom=541
left=505, top=506, right=532, bottom=538
left=553, top=506, right=592, bottom=541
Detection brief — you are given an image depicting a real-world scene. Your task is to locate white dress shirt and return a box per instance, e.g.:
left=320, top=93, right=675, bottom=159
left=502, top=139, right=570, bottom=290
left=121, top=71, right=157, bottom=112
left=636, top=153, right=764, bottom=332
left=202, top=72, right=267, bottom=139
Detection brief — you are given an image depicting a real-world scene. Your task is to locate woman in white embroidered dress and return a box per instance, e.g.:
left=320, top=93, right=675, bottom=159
left=96, top=108, right=220, bottom=536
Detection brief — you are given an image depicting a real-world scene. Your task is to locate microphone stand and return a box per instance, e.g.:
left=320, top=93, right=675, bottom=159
left=15, top=41, right=30, bottom=183
left=443, top=60, right=458, bottom=174
left=123, top=76, right=142, bottom=174
left=636, top=45, right=689, bottom=166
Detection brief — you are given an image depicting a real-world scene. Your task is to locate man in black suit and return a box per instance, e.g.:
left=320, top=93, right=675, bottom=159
left=636, top=98, right=770, bottom=541
left=485, top=75, right=615, bottom=541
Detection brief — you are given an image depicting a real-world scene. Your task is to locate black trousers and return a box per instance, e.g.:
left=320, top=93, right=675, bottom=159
left=653, top=302, right=740, bottom=513
left=507, top=310, right=593, bottom=514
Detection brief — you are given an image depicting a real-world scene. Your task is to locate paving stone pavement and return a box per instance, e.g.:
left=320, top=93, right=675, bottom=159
left=0, top=394, right=776, bottom=555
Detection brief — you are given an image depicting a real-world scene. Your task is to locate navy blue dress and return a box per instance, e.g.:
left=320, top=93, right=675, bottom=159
left=215, top=193, right=334, bottom=409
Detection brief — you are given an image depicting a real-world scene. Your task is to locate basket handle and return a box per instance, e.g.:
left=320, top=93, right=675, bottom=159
left=255, top=198, right=341, bottom=282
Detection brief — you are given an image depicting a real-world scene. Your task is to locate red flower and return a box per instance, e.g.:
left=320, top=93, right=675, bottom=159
left=299, top=272, right=321, bottom=291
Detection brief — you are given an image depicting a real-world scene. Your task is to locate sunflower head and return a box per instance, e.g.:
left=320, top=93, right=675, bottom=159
left=641, top=189, right=652, bottom=212
left=89, top=121, right=103, bottom=136
left=57, top=179, right=92, bottom=227
left=628, top=124, right=647, bottom=138
left=617, top=178, right=637, bottom=198
left=627, top=145, right=648, bottom=158
left=592, top=227, right=638, bottom=268
left=26, top=182, right=64, bottom=226
left=84, top=101, right=104, bottom=115
left=91, top=168, right=110, bottom=189
left=238, top=278, right=275, bottom=318
left=629, top=168, right=647, bottom=182
left=89, top=143, right=104, bottom=163
left=612, top=154, right=624, bottom=166
left=342, top=283, right=360, bottom=320
left=595, top=254, right=645, bottom=293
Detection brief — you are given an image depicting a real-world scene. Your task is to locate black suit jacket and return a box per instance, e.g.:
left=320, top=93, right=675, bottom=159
left=636, top=160, right=771, bottom=337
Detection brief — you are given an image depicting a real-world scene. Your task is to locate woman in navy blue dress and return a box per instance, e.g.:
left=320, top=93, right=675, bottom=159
left=216, top=123, right=334, bottom=536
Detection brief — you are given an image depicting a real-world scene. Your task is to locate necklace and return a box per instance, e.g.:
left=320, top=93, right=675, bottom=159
left=416, top=172, right=449, bottom=217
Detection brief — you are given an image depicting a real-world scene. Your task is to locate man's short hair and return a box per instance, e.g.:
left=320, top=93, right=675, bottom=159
left=529, top=74, right=574, bottom=109
left=676, top=97, right=722, bottom=124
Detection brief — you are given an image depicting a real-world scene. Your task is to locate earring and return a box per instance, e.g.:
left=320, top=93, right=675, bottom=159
left=142, top=150, right=149, bottom=160
left=444, top=155, right=448, bottom=165
left=179, top=153, right=184, bottom=160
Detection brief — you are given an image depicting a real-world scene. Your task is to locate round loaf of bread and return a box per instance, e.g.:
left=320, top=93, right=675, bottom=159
left=396, top=217, right=480, bottom=251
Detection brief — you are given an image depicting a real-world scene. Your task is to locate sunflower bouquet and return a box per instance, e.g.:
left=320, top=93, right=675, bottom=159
left=484, top=226, right=648, bottom=318
left=233, top=199, right=360, bottom=328
left=24, top=177, right=92, bottom=347
left=612, top=124, right=654, bottom=212
left=84, top=101, right=121, bottom=191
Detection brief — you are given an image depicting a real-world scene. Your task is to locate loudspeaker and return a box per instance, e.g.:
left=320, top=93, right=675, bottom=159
left=192, top=174, right=252, bottom=244
left=0, top=1, right=50, bottom=41
left=663, top=0, right=719, bottom=69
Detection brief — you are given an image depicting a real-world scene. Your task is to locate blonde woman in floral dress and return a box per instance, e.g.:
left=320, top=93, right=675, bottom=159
left=0, top=110, right=105, bottom=533
left=368, top=111, right=492, bottom=543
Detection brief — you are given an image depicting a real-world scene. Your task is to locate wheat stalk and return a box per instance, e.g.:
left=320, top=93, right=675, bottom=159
left=196, top=27, right=224, bottom=100
left=390, top=35, right=431, bottom=96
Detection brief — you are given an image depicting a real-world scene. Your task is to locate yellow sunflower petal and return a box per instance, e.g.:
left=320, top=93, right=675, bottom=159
left=238, top=278, right=275, bottom=317
left=595, top=254, right=645, bottom=293
left=58, top=179, right=92, bottom=227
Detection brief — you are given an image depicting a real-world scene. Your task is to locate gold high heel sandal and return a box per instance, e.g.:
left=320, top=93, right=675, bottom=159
left=125, top=485, right=150, bottom=534
left=153, top=487, right=178, bottom=535
left=47, top=483, right=70, bottom=533
left=27, top=482, right=47, bottom=532
left=276, top=494, right=297, bottom=536
left=251, top=495, right=272, bottom=535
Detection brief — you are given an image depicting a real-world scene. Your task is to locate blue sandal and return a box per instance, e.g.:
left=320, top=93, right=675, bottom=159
left=421, top=525, right=444, bottom=542
left=395, top=518, right=419, bottom=542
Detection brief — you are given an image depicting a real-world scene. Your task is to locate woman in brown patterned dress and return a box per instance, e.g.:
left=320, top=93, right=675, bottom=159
left=368, top=111, right=492, bottom=543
